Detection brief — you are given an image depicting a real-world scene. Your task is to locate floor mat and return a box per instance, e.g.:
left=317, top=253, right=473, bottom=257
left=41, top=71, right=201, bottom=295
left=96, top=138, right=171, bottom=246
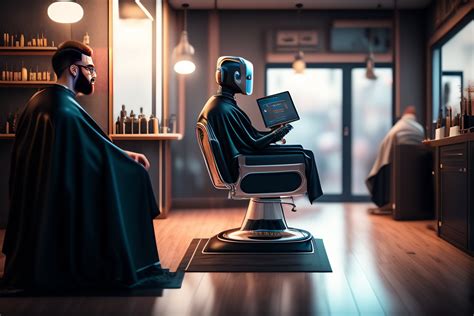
left=179, top=238, right=332, bottom=272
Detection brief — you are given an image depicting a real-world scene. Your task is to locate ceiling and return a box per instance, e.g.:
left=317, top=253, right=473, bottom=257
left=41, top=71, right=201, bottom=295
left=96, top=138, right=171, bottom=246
left=168, top=0, right=433, bottom=10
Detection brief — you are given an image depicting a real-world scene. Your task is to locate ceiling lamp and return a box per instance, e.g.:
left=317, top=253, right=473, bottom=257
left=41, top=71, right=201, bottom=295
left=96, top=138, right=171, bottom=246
left=292, top=3, right=306, bottom=74
left=365, top=28, right=377, bottom=80
left=292, top=51, right=306, bottom=74
left=173, top=3, right=196, bottom=75
left=48, top=0, right=84, bottom=24
left=365, top=52, right=377, bottom=80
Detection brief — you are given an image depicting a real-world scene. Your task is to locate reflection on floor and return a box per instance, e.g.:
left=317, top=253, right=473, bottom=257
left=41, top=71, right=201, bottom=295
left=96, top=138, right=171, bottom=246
left=0, top=203, right=473, bottom=315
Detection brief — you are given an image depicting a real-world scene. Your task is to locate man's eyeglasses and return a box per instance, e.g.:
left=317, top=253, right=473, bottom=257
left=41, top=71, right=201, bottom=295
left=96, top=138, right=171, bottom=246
left=75, top=64, right=96, bottom=75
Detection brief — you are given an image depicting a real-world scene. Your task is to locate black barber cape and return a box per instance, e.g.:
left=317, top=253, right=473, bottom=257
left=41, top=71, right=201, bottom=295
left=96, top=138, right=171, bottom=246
left=3, top=85, right=160, bottom=290
left=199, top=94, right=323, bottom=203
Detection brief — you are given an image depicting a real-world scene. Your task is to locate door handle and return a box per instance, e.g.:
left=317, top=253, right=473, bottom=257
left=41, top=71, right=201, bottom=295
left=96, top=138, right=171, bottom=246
left=343, top=126, right=349, bottom=137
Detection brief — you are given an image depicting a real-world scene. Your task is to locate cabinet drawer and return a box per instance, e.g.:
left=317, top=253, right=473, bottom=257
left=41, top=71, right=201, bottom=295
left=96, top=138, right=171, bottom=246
left=440, top=143, right=467, bottom=168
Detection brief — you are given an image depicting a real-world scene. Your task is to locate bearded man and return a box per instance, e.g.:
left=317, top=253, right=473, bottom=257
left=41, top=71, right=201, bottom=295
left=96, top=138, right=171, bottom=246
left=2, top=41, right=162, bottom=290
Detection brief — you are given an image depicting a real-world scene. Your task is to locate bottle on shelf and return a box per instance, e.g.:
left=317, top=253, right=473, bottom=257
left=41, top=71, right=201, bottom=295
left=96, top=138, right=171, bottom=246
left=124, top=106, right=132, bottom=134
left=21, top=66, right=27, bottom=81
left=169, top=114, right=177, bottom=133
left=115, top=116, right=122, bottom=134
left=130, top=110, right=138, bottom=134
left=148, top=114, right=159, bottom=134
left=138, top=107, right=148, bottom=134
left=436, top=107, right=443, bottom=129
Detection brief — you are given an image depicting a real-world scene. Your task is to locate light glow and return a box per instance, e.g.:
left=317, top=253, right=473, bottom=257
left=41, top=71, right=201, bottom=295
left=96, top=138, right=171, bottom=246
left=47, top=1, right=84, bottom=24
left=292, top=51, right=306, bottom=74
left=174, top=60, right=196, bottom=75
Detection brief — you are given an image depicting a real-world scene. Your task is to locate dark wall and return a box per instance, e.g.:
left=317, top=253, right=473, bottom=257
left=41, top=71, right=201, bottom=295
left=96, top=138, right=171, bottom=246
left=171, top=9, right=428, bottom=207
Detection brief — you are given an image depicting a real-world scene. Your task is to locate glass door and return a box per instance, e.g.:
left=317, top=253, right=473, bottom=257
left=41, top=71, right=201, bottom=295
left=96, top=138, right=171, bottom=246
left=351, top=67, right=393, bottom=196
left=266, top=64, right=392, bottom=201
left=267, top=67, right=343, bottom=196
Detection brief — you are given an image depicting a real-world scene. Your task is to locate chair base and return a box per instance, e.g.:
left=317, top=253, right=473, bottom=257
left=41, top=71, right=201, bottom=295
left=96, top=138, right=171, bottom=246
left=203, top=198, right=314, bottom=253
left=203, top=229, right=314, bottom=253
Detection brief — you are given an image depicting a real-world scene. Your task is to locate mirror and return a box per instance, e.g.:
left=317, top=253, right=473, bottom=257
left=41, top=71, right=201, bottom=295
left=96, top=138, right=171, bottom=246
left=432, top=18, right=473, bottom=122
left=108, top=0, right=162, bottom=135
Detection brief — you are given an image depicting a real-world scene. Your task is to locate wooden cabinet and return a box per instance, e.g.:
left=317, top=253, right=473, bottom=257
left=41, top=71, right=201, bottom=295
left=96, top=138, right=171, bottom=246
left=439, top=143, right=469, bottom=249
left=425, top=133, right=474, bottom=255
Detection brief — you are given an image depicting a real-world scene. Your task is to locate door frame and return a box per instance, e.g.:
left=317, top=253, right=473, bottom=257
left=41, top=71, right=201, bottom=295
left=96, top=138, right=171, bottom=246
left=265, top=62, right=393, bottom=202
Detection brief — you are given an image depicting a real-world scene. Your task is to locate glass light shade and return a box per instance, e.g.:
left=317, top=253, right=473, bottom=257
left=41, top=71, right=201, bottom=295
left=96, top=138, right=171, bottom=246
left=173, top=31, right=196, bottom=74
left=174, top=60, right=196, bottom=75
left=292, top=51, right=306, bottom=74
left=365, top=54, right=377, bottom=80
left=48, top=1, right=84, bottom=23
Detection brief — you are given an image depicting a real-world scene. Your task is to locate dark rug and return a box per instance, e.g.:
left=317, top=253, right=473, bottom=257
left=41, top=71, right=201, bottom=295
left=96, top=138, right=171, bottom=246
left=0, top=269, right=184, bottom=297
left=179, top=238, right=332, bottom=272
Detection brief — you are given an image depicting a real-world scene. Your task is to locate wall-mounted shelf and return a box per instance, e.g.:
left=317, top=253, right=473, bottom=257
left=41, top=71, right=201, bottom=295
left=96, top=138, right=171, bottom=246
left=1, top=133, right=184, bottom=141
left=110, top=133, right=183, bottom=141
left=0, top=47, right=57, bottom=56
left=0, top=80, right=55, bottom=88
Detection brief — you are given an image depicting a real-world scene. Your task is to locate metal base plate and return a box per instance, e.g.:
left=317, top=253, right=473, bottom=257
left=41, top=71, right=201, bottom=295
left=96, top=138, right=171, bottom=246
left=203, top=228, right=314, bottom=253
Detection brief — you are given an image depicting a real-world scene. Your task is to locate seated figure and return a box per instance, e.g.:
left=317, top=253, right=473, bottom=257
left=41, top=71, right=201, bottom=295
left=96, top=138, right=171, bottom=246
left=3, top=41, right=162, bottom=290
left=198, top=56, right=323, bottom=204
left=366, top=106, right=424, bottom=211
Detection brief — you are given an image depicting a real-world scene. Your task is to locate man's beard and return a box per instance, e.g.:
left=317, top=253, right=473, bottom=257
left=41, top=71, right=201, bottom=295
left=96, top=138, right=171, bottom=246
left=75, top=71, right=94, bottom=95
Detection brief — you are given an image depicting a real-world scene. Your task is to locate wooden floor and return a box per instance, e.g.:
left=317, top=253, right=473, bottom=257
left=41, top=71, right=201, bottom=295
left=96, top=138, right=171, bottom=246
left=0, top=203, right=473, bottom=315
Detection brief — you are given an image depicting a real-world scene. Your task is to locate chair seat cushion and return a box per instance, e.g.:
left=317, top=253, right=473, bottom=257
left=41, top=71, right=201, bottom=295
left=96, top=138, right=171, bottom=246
left=240, top=172, right=303, bottom=194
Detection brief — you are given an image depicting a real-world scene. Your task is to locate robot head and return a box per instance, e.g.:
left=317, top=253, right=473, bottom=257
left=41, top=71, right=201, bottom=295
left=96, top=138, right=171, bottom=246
left=215, top=56, right=253, bottom=95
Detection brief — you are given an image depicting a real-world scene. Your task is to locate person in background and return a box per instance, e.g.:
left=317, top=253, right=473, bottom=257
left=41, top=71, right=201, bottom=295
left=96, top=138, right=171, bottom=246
left=366, top=105, right=424, bottom=213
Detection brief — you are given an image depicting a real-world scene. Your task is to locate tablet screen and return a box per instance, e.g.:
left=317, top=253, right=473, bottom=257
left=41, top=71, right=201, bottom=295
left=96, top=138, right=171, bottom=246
left=257, top=91, right=300, bottom=128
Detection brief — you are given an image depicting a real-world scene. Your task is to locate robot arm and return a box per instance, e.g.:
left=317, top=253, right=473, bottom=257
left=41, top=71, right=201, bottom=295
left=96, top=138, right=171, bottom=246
left=253, top=125, right=293, bottom=149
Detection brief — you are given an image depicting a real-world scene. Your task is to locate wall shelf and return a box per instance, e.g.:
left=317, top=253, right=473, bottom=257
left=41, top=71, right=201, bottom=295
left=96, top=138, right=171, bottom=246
left=1, top=133, right=184, bottom=141
left=0, top=134, right=15, bottom=139
left=110, top=133, right=182, bottom=141
left=0, top=80, right=55, bottom=88
left=0, top=47, right=57, bottom=56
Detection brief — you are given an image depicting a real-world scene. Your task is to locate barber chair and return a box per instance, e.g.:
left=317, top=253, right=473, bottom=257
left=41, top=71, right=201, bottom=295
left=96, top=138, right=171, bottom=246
left=369, top=133, right=434, bottom=220
left=391, top=136, right=434, bottom=220
left=196, top=121, right=313, bottom=253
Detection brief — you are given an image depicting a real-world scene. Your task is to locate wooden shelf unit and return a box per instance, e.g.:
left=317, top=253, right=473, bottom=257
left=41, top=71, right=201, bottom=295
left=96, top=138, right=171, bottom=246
left=0, top=80, right=55, bottom=88
left=1, top=133, right=183, bottom=141
left=0, top=134, right=15, bottom=139
left=110, top=133, right=183, bottom=141
left=0, top=47, right=57, bottom=56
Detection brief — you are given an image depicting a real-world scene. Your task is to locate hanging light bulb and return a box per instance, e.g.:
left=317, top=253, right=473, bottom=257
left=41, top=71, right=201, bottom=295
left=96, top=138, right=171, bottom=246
left=292, top=50, right=306, bottom=74
left=292, top=3, right=305, bottom=74
left=173, top=3, right=195, bottom=75
left=48, top=0, right=84, bottom=24
left=365, top=52, right=377, bottom=80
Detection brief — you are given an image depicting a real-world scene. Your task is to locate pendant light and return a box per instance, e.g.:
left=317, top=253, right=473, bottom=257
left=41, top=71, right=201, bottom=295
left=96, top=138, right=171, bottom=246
left=292, top=51, right=306, bottom=74
left=365, top=52, right=377, bottom=80
left=365, top=29, right=377, bottom=80
left=48, top=0, right=84, bottom=24
left=292, top=3, right=306, bottom=74
left=173, top=3, right=196, bottom=75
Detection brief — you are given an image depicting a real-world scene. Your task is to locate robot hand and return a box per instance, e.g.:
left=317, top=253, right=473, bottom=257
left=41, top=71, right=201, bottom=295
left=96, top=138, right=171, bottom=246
left=273, top=124, right=293, bottom=140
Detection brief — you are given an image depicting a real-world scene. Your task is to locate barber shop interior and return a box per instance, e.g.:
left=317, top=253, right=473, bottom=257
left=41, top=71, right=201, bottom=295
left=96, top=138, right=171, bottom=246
left=0, top=0, right=473, bottom=315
